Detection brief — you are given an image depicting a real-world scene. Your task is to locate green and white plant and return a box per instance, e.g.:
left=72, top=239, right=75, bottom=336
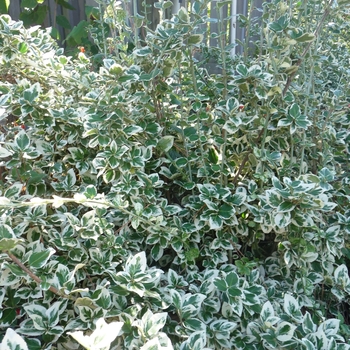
left=0, top=0, right=349, bottom=348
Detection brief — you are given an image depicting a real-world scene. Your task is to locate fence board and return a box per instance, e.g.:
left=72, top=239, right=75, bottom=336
left=6, top=0, right=264, bottom=62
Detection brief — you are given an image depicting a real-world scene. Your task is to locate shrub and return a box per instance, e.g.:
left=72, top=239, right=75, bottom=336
left=0, top=0, right=349, bottom=349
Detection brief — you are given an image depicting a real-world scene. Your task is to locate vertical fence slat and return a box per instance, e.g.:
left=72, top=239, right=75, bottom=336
left=9, top=0, right=21, bottom=21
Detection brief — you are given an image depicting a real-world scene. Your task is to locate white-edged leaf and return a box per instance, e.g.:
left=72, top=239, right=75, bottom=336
left=141, top=310, right=167, bottom=337
left=231, top=297, right=243, bottom=316
left=274, top=211, right=291, bottom=228
left=284, top=294, right=302, bottom=322
left=63, top=169, right=76, bottom=189
left=28, top=248, right=55, bottom=269
left=0, top=328, right=28, bottom=350
left=0, top=224, right=16, bottom=239
left=276, top=321, right=296, bottom=341
left=4, top=183, right=24, bottom=199
left=319, top=318, right=340, bottom=336
left=260, top=301, right=275, bottom=322
left=14, top=131, right=30, bottom=151
left=0, top=147, right=13, bottom=158
left=68, top=318, right=123, bottom=350
left=125, top=251, right=147, bottom=275
left=334, top=264, right=350, bottom=287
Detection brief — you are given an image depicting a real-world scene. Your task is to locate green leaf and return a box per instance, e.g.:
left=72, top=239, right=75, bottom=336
left=123, top=125, right=143, bottom=136
left=187, top=34, right=203, bottom=45
left=289, top=103, right=301, bottom=118
left=0, top=308, right=16, bottom=327
left=151, top=244, right=163, bottom=261
left=0, top=224, right=16, bottom=239
left=21, top=0, right=38, bottom=9
left=214, top=278, right=227, bottom=292
left=177, top=7, right=189, bottom=23
left=94, top=289, right=111, bottom=309
left=162, top=0, right=173, bottom=9
left=0, top=238, right=21, bottom=251
left=56, top=14, right=71, bottom=29
left=320, top=319, right=340, bottom=336
left=28, top=249, right=55, bottom=269
left=231, top=298, right=243, bottom=316
left=218, top=203, right=235, bottom=219
left=334, top=264, right=350, bottom=288
left=236, top=63, right=248, bottom=76
left=46, top=301, right=64, bottom=327
left=226, top=97, right=239, bottom=111
left=24, top=304, right=47, bottom=330
left=133, top=47, right=152, bottom=56
left=229, top=192, right=246, bottom=206
left=269, top=15, right=289, bottom=32
left=182, top=331, right=206, bottom=350
left=0, top=0, right=10, bottom=14
left=183, top=318, right=206, bottom=331
left=277, top=201, right=295, bottom=212
left=84, top=185, right=97, bottom=199
left=15, top=131, right=30, bottom=151
left=65, top=20, right=88, bottom=44
left=63, top=169, right=76, bottom=189
left=157, top=136, right=174, bottom=152
left=295, top=33, right=315, bottom=42
left=268, top=21, right=283, bottom=32
left=226, top=271, right=239, bottom=286
left=56, top=0, right=75, bottom=10
left=302, top=312, right=316, bottom=334
left=5, top=183, right=23, bottom=199
left=23, top=83, right=41, bottom=104
left=170, top=289, right=182, bottom=309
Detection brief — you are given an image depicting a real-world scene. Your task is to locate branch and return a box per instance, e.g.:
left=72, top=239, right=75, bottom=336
left=6, top=251, right=73, bottom=300
left=282, top=0, right=334, bottom=96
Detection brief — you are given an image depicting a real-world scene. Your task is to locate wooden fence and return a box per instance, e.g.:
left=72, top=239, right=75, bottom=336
left=7, top=0, right=264, bottom=58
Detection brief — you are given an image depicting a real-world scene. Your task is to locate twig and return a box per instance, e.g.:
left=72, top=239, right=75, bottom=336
left=6, top=251, right=73, bottom=299
left=232, top=128, right=265, bottom=185
left=282, top=0, right=334, bottom=96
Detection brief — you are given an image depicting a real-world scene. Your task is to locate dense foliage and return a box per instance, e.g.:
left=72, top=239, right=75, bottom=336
left=0, top=0, right=349, bottom=349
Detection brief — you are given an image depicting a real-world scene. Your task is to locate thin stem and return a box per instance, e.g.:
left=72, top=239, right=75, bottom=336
left=99, top=2, right=108, bottom=58
left=177, top=61, right=193, bottom=183
left=290, top=133, right=294, bottom=173
left=188, top=48, right=209, bottom=183
left=282, top=0, right=334, bottom=96
left=243, top=0, right=255, bottom=63
left=258, top=4, right=266, bottom=64
left=133, top=0, right=139, bottom=48
left=217, top=3, right=228, bottom=186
